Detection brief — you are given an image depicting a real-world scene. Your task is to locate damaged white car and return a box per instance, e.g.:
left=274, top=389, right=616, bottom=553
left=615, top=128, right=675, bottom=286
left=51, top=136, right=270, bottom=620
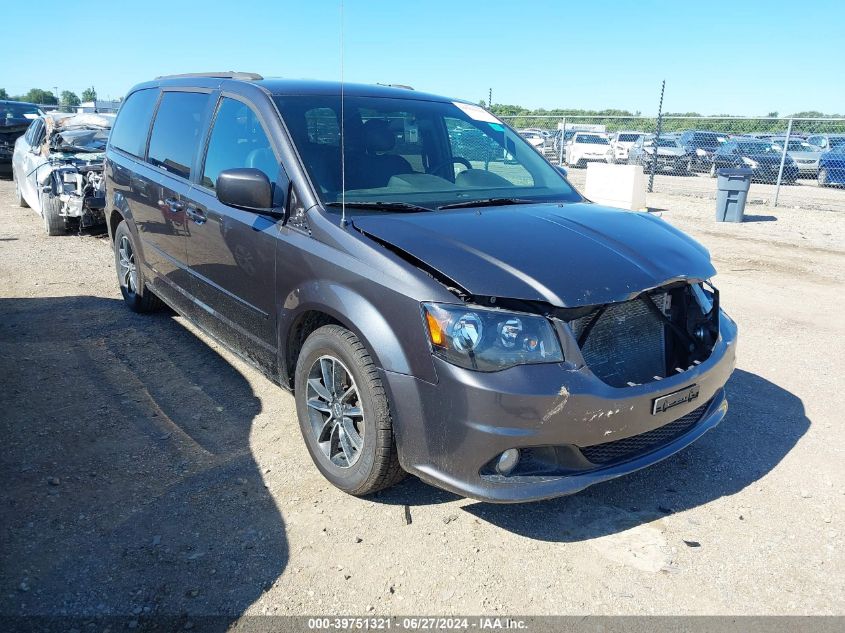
left=12, top=112, right=113, bottom=235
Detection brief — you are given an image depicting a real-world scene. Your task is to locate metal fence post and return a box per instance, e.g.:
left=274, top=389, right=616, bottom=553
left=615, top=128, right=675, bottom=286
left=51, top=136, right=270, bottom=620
left=773, top=118, right=793, bottom=207
left=648, top=80, right=666, bottom=193
left=558, top=116, right=566, bottom=165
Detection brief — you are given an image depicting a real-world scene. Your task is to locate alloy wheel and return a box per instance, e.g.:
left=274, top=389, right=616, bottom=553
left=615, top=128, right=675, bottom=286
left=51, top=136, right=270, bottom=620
left=117, top=235, right=138, bottom=294
left=306, top=355, right=365, bottom=468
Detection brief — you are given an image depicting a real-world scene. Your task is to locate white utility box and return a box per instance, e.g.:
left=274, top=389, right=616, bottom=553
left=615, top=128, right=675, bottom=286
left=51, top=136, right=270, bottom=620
left=584, top=163, right=647, bottom=211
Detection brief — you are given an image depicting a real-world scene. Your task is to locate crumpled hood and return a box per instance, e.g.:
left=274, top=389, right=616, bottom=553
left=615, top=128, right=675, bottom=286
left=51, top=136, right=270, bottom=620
left=352, top=202, right=715, bottom=308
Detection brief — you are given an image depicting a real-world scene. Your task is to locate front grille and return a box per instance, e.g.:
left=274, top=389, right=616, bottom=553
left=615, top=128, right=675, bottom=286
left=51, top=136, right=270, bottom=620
left=579, top=399, right=711, bottom=466
left=569, top=295, right=667, bottom=387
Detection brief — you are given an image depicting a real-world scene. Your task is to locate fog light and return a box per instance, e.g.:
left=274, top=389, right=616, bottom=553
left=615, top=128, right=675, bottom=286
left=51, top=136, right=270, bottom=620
left=495, top=448, right=520, bottom=475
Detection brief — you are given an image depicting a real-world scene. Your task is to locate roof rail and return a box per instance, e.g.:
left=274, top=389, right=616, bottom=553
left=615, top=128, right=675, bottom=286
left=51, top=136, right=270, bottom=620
left=155, top=71, right=264, bottom=81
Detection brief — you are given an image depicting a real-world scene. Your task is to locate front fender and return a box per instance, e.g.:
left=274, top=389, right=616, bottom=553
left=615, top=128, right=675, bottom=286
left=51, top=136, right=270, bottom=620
left=279, top=279, right=438, bottom=386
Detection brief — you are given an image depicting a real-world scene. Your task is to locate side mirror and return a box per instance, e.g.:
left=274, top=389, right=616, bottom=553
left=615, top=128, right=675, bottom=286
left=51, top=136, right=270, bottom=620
left=216, top=168, right=275, bottom=212
left=555, top=165, right=568, bottom=177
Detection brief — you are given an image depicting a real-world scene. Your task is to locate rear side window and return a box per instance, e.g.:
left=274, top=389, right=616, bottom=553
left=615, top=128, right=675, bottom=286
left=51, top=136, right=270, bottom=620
left=201, top=97, right=279, bottom=189
left=110, top=89, right=159, bottom=157
left=147, top=91, right=210, bottom=179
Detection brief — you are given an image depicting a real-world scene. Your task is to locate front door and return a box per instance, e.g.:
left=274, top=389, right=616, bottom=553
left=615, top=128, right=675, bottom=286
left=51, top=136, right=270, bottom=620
left=184, top=96, right=286, bottom=373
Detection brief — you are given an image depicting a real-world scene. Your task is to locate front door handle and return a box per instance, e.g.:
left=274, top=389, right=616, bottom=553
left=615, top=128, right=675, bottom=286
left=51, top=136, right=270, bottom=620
left=185, top=206, right=207, bottom=225
left=164, top=197, right=185, bottom=213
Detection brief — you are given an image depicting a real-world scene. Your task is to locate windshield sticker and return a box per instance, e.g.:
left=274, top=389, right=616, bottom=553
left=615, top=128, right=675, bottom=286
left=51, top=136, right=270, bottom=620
left=452, top=102, right=500, bottom=124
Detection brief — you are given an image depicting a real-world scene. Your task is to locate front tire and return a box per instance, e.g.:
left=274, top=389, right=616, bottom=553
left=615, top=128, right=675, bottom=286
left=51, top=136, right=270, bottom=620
left=294, top=325, right=404, bottom=496
left=818, top=168, right=829, bottom=187
left=13, top=169, right=28, bottom=208
left=40, top=192, right=65, bottom=236
left=113, top=221, right=162, bottom=313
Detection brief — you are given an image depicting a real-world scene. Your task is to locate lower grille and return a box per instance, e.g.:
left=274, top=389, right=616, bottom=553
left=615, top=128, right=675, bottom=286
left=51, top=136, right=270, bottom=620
left=569, top=295, right=667, bottom=387
left=579, top=399, right=711, bottom=466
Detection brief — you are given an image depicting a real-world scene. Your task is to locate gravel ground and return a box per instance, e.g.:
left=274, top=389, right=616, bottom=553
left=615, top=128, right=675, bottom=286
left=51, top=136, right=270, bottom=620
left=1, top=177, right=843, bottom=618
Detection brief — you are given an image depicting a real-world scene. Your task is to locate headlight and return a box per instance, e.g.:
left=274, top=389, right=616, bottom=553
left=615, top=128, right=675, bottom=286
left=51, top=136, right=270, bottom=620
left=741, top=157, right=759, bottom=169
left=422, top=303, right=564, bottom=371
left=696, top=148, right=707, bottom=157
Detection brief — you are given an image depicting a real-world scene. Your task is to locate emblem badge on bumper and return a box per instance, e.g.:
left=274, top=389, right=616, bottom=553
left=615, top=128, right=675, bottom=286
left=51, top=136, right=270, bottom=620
left=652, top=384, right=700, bottom=415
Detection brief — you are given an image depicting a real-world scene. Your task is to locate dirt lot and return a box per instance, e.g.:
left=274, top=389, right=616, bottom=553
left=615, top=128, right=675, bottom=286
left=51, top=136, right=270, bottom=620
left=1, top=177, right=843, bottom=619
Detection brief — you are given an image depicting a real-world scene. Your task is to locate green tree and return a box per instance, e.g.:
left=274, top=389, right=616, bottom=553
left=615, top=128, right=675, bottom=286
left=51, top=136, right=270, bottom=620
left=22, top=88, right=57, bottom=105
left=0, top=88, right=8, bottom=100
left=81, top=86, right=97, bottom=102
left=61, top=90, right=81, bottom=108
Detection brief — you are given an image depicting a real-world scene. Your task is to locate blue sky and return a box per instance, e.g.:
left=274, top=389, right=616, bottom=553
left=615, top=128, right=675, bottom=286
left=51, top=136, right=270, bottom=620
left=2, top=0, right=842, bottom=116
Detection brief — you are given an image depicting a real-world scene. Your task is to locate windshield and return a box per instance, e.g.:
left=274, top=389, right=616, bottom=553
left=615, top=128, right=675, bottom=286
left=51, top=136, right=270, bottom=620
left=736, top=142, right=777, bottom=154
left=273, top=95, right=580, bottom=209
left=576, top=134, right=609, bottom=145
left=691, top=132, right=720, bottom=148
left=775, top=140, right=816, bottom=152
left=830, top=137, right=845, bottom=149
left=2, top=103, right=42, bottom=121
left=654, top=138, right=680, bottom=148
left=617, top=133, right=641, bottom=142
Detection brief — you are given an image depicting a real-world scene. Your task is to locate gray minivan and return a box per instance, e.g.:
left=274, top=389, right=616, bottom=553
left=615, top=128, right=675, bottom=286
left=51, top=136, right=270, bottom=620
left=104, top=72, right=737, bottom=503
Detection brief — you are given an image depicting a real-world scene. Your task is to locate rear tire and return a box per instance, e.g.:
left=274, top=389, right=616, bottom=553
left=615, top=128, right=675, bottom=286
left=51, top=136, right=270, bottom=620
left=113, top=220, right=162, bottom=313
left=39, top=192, right=65, bottom=236
left=13, top=169, right=28, bottom=208
left=294, top=325, right=405, bottom=496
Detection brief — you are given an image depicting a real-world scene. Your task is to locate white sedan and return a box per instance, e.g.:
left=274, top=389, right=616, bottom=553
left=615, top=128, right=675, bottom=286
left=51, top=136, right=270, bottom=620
left=565, top=132, right=614, bottom=168
left=12, top=112, right=113, bottom=235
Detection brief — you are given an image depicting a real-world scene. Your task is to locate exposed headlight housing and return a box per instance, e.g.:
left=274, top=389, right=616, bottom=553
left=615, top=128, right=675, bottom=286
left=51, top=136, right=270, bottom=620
left=741, top=157, right=759, bottom=169
left=422, top=303, right=564, bottom=371
left=696, top=148, right=707, bottom=157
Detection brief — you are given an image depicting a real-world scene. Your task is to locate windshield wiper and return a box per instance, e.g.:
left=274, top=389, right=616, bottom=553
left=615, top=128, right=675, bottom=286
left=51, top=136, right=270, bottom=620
left=436, top=197, right=533, bottom=210
left=325, top=201, right=432, bottom=213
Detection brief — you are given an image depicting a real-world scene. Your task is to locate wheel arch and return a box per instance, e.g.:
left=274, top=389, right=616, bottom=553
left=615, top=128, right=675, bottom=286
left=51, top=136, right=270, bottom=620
left=279, top=283, right=434, bottom=391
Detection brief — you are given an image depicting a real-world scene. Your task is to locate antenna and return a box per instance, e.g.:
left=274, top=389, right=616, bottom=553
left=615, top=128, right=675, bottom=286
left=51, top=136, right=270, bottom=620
left=340, top=0, right=347, bottom=226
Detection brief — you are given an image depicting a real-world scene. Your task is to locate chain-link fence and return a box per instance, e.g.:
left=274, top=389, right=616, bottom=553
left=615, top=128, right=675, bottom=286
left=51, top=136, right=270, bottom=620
left=498, top=115, right=845, bottom=211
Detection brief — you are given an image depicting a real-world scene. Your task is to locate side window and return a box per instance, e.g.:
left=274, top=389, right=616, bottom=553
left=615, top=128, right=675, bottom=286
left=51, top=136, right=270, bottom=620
left=202, top=97, right=279, bottom=190
left=110, top=89, right=159, bottom=157
left=30, top=119, right=46, bottom=147
left=23, top=119, right=39, bottom=145
left=147, top=91, right=210, bottom=179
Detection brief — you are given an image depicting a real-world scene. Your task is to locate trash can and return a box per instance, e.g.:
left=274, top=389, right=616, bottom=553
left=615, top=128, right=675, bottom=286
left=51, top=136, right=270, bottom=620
left=715, top=168, right=752, bottom=222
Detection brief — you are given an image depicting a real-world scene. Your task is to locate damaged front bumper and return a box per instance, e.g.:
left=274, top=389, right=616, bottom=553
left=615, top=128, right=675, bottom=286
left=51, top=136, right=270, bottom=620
left=40, top=160, right=106, bottom=227
left=385, top=311, right=737, bottom=503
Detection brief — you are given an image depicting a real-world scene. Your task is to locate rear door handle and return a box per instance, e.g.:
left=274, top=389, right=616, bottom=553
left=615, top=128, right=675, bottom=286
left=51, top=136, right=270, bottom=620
left=186, top=206, right=206, bottom=225
left=164, top=197, right=185, bottom=213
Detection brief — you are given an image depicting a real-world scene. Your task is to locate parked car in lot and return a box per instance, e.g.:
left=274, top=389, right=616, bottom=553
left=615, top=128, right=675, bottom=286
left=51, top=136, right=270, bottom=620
left=806, top=133, right=845, bottom=152
left=678, top=130, right=723, bottom=172
left=552, top=129, right=577, bottom=155
left=1, top=100, right=44, bottom=176
left=518, top=129, right=546, bottom=151
left=12, top=112, right=113, bottom=235
left=628, top=135, right=690, bottom=174
left=709, top=139, right=799, bottom=183
left=104, top=72, right=736, bottom=503
left=564, top=132, right=613, bottom=167
left=769, top=138, right=823, bottom=176
left=609, top=131, right=645, bottom=163
left=817, top=144, right=845, bottom=187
